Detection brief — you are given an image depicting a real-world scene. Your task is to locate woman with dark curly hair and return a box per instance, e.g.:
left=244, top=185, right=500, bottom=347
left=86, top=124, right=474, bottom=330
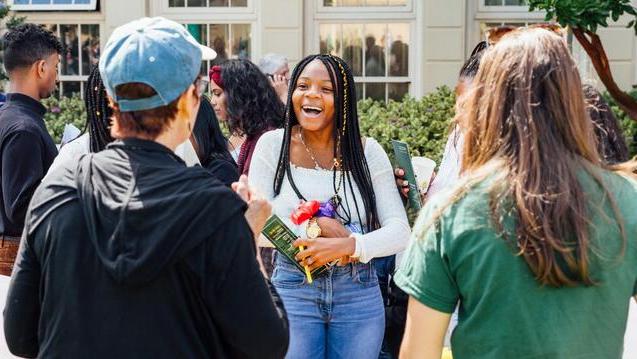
left=209, top=59, right=284, bottom=175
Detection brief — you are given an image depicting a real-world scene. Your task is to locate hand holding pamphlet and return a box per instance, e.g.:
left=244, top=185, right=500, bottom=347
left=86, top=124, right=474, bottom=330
left=261, top=215, right=329, bottom=279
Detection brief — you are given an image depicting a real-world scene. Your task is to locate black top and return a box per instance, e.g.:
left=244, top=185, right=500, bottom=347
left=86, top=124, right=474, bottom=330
left=0, top=93, right=57, bottom=237
left=4, top=138, right=289, bottom=358
left=205, top=156, right=240, bottom=187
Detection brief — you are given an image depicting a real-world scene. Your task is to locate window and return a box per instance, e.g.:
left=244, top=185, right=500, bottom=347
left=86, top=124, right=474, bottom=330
left=313, top=0, right=414, bottom=102
left=319, top=23, right=410, bottom=102
left=480, top=0, right=528, bottom=11
left=184, top=23, right=251, bottom=87
left=484, top=0, right=527, bottom=5
left=43, top=24, right=100, bottom=98
left=322, top=0, right=407, bottom=7
left=10, top=0, right=97, bottom=11
left=168, top=0, right=247, bottom=7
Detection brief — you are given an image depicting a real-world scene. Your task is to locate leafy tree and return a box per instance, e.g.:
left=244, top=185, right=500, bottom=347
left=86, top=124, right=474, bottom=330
left=529, top=0, right=637, bottom=121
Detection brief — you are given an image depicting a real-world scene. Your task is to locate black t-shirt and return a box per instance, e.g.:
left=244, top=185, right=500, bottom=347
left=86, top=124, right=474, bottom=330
left=205, top=157, right=240, bottom=187
left=0, top=93, right=57, bottom=236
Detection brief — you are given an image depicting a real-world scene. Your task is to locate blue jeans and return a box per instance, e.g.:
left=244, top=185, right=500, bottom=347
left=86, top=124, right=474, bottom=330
left=272, top=254, right=385, bottom=359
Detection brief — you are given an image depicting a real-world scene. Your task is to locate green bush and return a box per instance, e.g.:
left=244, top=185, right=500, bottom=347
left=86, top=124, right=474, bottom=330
left=603, top=90, right=637, bottom=159
left=42, top=94, right=86, bottom=144
left=358, top=86, right=455, bottom=165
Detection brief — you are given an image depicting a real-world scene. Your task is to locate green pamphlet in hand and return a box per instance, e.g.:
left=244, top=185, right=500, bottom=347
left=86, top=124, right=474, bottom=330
left=392, top=140, right=422, bottom=211
left=261, top=215, right=329, bottom=278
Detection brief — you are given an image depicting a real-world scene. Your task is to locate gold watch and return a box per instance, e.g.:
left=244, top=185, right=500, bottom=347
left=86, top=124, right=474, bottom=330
left=306, top=217, right=322, bottom=239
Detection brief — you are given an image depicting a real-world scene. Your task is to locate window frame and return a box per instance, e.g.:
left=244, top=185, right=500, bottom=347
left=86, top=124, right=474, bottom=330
left=317, top=0, right=413, bottom=14
left=310, top=0, right=416, bottom=102
left=160, top=0, right=254, bottom=15
left=9, top=0, right=98, bottom=11
left=478, top=0, right=530, bottom=13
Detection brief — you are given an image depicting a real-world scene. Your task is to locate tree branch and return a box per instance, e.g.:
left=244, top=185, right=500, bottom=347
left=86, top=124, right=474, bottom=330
left=573, top=27, right=637, bottom=121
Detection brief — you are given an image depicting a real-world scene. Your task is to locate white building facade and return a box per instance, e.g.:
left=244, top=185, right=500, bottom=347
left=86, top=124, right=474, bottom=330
left=8, top=0, right=637, bottom=100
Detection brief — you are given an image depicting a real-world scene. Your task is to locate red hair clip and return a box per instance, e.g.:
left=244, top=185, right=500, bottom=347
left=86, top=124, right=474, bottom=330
left=209, top=65, right=224, bottom=89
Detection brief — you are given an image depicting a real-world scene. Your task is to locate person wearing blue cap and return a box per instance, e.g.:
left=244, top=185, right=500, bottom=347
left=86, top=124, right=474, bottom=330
left=4, top=17, right=289, bottom=359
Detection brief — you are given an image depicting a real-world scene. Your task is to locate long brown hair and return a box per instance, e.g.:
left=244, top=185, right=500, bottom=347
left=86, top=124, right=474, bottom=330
left=451, top=28, right=625, bottom=287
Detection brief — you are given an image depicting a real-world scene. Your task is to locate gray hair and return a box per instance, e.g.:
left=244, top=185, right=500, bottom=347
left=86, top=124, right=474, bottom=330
left=258, top=53, right=288, bottom=75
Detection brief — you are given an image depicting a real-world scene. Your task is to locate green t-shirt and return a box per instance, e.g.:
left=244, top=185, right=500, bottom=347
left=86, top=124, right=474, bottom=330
left=395, top=169, right=637, bottom=359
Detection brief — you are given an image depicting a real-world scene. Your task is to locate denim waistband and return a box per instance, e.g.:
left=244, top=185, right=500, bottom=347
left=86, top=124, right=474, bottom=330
left=273, top=251, right=374, bottom=277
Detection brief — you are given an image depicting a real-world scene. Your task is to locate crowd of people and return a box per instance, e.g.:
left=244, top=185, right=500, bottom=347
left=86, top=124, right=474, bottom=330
left=0, top=16, right=635, bottom=359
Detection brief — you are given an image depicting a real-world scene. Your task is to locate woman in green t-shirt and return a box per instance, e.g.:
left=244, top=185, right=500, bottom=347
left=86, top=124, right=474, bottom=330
left=396, top=27, right=637, bottom=359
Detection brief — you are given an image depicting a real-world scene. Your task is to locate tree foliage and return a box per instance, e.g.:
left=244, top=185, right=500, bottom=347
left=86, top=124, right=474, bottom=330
left=528, top=0, right=637, bottom=121
left=529, top=0, right=637, bottom=34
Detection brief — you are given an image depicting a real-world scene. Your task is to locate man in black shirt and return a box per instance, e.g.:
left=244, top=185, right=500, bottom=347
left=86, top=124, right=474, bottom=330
left=0, top=24, right=61, bottom=275
left=4, top=17, right=289, bottom=358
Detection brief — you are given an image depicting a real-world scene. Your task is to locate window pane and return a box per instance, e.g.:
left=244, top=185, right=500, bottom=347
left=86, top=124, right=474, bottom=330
left=44, top=24, right=57, bottom=34
left=504, top=0, right=527, bottom=5
left=355, top=82, right=363, bottom=101
left=187, top=0, right=206, bottom=6
left=60, top=25, right=79, bottom=76
left=484, top=0, right=502, bottom=5
left=340, top=0, right=363, bottom=5
left=80, top=24, right=99, bottom=76
left=32, top=0, right=50, bottom=4
left=342, top=24, right=363, bottom=76
left=14, top=0, right=29, bottom=4
left=169, top=0, right=185, bottom=6
left=230, top=24, right=251, bottom=59
left=186, top=24, right=207, bottom=45
left=388, top=83, right=408, bottom=101
left=324, top=0, right=406, bottom=5
left=62, top=81, right=81, bottom=97
left=209, top=0, right=229, bottom=6
left=365, top=0, right=388, bottom=5
left=364, top=24, right=386, bottom=77
left=55, top=0, right=73, bottom=4
left=230, top=0, right=247, bottom=6
left=388, top=23, right=409, bottom=76
left=319, top=24, right=341, bottom=56
left=365, top=83, right=385, bottom=101
left=209, top=24, right=229, bottom=65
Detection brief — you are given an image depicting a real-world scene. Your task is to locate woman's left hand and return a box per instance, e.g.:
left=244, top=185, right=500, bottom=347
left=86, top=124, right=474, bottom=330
left=293, top=236, right=356, bottom=271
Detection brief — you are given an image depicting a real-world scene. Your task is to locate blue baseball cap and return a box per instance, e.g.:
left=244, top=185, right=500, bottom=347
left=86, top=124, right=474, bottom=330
left=99, top=17, right=216, bottom=112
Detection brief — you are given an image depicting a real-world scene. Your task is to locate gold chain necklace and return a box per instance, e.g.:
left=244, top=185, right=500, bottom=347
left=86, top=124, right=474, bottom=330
left=298, top=128, right=336, bottom=171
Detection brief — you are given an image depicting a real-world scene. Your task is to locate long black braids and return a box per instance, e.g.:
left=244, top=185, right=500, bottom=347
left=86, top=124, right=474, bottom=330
left=273, top=54, right=380, bottom=233
left=84, top=65, right=113, bottom=152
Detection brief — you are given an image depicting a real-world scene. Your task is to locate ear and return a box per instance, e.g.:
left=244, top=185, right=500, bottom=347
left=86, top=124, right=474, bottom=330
left=35, top=59, right=47, bottom=79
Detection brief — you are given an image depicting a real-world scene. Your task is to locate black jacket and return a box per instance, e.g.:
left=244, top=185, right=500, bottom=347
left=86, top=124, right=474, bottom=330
left=0, top=93, right=57, bottom=237
left=3, top=139, right=288, bottom=358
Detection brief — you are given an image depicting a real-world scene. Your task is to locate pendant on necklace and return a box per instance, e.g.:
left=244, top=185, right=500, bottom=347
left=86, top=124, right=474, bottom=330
left=331, top=195, right=341, bottom=208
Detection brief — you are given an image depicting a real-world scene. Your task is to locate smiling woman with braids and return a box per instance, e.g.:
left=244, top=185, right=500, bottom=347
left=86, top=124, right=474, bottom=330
left=396, top=28, right=637, bottom=359
left=249, top=54, right=410, bottom=358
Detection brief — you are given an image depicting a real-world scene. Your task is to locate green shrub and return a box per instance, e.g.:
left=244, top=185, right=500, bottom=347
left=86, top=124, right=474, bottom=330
left=358, top=86, right=455, bottom=165
left=42, top=94, right=86, bottom=144
left=603, top=90, right=637, bottom=159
